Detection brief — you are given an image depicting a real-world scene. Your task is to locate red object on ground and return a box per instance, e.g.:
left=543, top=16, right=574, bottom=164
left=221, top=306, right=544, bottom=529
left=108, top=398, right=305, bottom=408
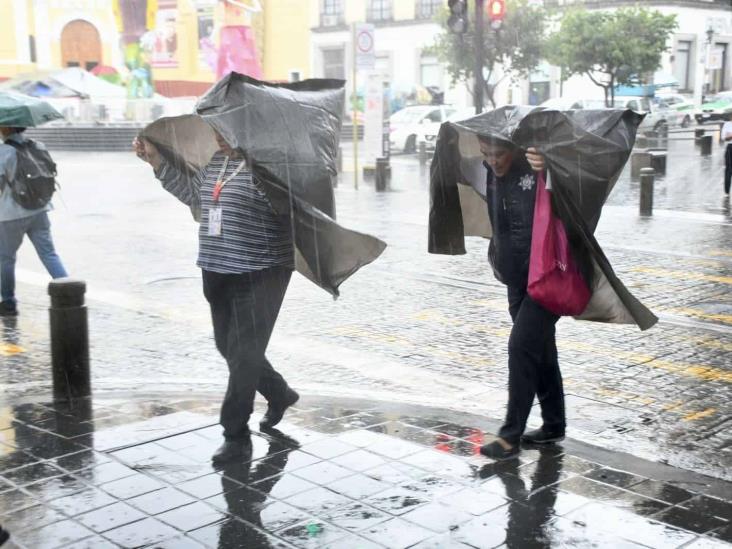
left=527, top=171, right=591, bottom=316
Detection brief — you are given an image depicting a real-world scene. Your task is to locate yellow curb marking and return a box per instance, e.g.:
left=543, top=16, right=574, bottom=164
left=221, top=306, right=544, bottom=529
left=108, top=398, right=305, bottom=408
left=0, top=343, right=25, bottom=356
left=709, top=250, right=732, bottom=258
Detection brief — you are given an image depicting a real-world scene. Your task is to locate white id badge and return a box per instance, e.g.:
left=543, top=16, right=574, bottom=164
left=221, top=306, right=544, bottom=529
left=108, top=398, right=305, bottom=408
left=208, top=207, right=222, bottom=236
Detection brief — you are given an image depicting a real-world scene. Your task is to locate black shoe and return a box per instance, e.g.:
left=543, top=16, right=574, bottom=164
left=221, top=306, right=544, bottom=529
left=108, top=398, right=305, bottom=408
left=259, top=388, right=299, bottom=430
left=212, top=438, right=252, bottom=464
left=521, top=428, right=565, bottom=444
left=0, top=526, right=9, bottom=546
left=0, top=302, right=17, bottom=317
left=480, top=440, right=520, bottom=461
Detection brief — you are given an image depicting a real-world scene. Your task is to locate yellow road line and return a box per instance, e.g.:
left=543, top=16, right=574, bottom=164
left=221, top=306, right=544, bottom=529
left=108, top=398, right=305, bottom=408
left=683, top=408, right=717, bottom=421
left=0, top=343, right=24, bottom=357
left=631, top=266, right=732, bottom=285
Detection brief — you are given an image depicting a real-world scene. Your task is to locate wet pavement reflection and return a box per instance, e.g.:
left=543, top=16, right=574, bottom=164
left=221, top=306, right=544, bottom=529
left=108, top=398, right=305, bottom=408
left=0, top=395, right=730, bottom=548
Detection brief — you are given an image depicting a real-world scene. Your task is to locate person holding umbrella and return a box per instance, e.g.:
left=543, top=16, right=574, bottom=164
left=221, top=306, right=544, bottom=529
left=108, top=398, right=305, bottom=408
left=0, top=92, right=67, bottom=317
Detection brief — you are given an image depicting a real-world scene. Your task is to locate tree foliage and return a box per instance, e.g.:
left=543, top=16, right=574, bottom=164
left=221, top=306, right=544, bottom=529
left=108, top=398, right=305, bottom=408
left=431, top=0, right=549, bottom=108
left=548, top=7, right=678, bottom=106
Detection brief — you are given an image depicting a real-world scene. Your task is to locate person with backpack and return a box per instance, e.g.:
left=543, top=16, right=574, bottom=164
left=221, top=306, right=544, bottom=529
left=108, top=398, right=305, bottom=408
left=0, top=126, right=67, bottom=317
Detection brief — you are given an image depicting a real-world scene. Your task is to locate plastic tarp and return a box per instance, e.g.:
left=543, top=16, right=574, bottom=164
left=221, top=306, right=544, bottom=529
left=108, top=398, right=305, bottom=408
left=429, top=105, right=658, bottom=330
left=140, top=73, right=386, bottom=297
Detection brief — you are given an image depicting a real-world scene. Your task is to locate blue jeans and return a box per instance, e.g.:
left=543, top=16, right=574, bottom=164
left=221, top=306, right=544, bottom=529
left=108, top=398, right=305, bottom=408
left=0, top=212, right=68, bottom=305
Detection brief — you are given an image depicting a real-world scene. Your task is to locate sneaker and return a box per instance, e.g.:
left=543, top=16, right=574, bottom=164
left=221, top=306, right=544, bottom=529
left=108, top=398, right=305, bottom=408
left=521, top=428, right=565, bottom=444
left=0, top=302, right=17, bottom=317
left=212, top=437, right=253, bottom=464
left=480, top=439, right=520, bottom=461
left=259, top=387, right=299, bottom=430
left=0, top=525, right=9, bottom=546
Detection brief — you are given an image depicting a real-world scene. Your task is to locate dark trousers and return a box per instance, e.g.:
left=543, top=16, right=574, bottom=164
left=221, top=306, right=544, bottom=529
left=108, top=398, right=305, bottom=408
left=725, top=144, right=732, bottom=195
left=498, top=286, right=565, bottom=445
left=202, top=266, right=292, bottom=440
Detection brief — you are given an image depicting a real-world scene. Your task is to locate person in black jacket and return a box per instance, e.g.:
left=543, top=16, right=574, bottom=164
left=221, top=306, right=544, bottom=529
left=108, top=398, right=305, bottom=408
left=477, top=136, right=565, bottom=461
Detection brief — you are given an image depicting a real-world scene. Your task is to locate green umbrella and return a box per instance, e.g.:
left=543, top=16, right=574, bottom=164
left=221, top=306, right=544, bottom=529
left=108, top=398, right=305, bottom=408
left=0, top=91, right=64, bottom=127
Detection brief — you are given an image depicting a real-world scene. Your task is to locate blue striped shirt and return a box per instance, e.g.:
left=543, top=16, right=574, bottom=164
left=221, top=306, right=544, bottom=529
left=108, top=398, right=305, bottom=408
left=156, top=152, right=293, bottom=273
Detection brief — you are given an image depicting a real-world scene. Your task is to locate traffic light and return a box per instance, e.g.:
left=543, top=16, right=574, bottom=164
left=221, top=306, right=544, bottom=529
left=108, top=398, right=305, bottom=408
left=447, top=0, right=468, bottom=34
left=486, top=0, right=505, bottom=26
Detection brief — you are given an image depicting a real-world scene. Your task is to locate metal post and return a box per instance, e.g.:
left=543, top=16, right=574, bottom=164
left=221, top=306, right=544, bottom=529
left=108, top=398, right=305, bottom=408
left=375, top=157, right=389, bottom=191
left=49, top=279, right=90, bottom=400
left=474, top=0, right=485, bottom=114
left=700, top=134, right=713, bottom=156
left=351, top=25, right=359, bottom=190
left=418, top=141, right=427, bottom=165
left=640, top=167, right=654, bottom=216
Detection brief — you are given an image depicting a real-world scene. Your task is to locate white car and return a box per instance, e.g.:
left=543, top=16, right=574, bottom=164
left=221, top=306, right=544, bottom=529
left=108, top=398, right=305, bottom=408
left=420, top=107, right=481, bottom=151
left=540, top=96, right=675, bottom=133
left=654, top=92, right=695, bottom=127
left=389, top=105, right=456, bottom=153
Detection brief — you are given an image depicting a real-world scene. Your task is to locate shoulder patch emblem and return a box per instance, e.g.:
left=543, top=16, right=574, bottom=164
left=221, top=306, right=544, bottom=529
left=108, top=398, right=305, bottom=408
left=519, top=174, right=535, bottom=191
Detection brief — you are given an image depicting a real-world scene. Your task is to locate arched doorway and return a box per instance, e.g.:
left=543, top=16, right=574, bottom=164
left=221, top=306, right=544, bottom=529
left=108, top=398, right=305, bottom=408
left=61, top=20, right=102, bottom=71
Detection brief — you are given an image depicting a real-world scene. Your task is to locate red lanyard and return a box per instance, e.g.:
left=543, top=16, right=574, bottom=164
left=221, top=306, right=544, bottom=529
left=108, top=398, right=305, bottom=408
left=212, top=156, right=247, bottom=202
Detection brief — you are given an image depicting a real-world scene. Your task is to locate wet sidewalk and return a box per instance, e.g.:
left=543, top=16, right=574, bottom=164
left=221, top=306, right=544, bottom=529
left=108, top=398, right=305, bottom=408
left=1, top=393, right=731, bottom=549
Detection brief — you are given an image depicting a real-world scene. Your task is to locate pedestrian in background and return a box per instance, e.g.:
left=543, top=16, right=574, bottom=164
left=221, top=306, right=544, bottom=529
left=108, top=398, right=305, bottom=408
left=722, top=113, right=732, bottom=197
left=134, top=132, right=299, bottom=464
left=0, top=126, right=67, bottom=317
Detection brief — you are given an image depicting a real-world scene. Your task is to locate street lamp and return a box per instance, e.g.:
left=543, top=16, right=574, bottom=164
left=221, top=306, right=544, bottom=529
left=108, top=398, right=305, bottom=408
left=705, top=26, right=714, bottom=95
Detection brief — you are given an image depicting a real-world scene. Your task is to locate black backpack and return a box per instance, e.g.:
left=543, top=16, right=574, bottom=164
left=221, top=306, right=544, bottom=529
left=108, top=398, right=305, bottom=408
left=4, top=139, right=57, bottom=210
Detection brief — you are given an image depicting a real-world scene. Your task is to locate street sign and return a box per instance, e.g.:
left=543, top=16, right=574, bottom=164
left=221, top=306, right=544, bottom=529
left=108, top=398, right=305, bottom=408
left=355, top=23, right=375, bottom=70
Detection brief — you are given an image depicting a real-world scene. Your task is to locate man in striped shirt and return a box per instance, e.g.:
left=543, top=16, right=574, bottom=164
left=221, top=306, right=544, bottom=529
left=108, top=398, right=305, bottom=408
left=134, top=132, right=299, bottom=463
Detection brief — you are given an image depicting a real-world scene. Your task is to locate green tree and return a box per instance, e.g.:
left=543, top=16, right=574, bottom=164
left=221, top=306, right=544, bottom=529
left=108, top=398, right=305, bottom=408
left=548, top=7, right=677, bottom=106
left=431, top=0, right=549, bottom=109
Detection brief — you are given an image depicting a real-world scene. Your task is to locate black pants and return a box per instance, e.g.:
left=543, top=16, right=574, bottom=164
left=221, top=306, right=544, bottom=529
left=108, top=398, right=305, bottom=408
left=202, top=266, right=292, bottom=440
left=725, top=144, right=732, bottom=195
left=498, top=286, right=565, bottom=445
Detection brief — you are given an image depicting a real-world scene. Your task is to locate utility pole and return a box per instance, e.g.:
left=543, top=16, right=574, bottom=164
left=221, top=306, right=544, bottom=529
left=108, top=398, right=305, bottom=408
left=474, top=0, right=485, bottom=114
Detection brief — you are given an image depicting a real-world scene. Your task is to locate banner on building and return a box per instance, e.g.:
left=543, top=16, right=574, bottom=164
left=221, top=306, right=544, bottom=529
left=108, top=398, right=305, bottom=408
left=148, top=2, right=178, bottom=68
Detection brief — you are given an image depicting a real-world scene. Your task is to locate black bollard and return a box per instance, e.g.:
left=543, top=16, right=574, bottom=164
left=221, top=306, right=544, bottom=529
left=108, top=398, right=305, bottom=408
left=700, top=134, right=713, bottom=156
left=418, top=141, right=427, bottom=166
left=49, top=279, right=90, bottom=400
left=375, top=157, right=389, bottom=191
left=640, top=167, right=654, bottom=216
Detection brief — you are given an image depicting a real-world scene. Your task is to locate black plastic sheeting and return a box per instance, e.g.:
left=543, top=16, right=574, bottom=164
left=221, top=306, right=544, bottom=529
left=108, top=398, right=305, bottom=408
left=429, top=106, right=657, bottom=330
left=140, top=73, right=386, bottom=297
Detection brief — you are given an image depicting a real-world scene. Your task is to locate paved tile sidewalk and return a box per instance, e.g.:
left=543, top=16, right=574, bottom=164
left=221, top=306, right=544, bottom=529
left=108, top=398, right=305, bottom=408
left=1, top=394, right=731, bottom=548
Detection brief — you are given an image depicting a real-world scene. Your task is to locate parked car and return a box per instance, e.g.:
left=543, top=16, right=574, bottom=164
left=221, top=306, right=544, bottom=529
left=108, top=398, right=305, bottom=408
left=389, top=105, right=456, bottom=153
left=540, top=96, right=673, bottom=134
left=695, top=91, right=732, bottom=124
left=654, top=92, right=695, bottom=128
left=420, top=107, right=479, bottom=151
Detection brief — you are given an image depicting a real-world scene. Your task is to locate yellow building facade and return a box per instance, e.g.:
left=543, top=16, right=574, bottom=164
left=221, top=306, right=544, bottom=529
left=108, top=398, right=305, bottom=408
left=0, top=0, right=315, bottom=96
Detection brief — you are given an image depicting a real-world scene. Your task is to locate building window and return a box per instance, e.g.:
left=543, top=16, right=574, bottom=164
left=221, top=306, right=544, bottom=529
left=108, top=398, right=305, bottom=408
left=321, top=0, right=343, bottom=26
left=367, top=0, right=392, bottom=22
left=416, top=0, right=441, bottom=19
left=674, top=40, right=692, bottom=92
left=322, top=48, right=345, bottom=79
left=420, top=54, right=442, bottom=89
